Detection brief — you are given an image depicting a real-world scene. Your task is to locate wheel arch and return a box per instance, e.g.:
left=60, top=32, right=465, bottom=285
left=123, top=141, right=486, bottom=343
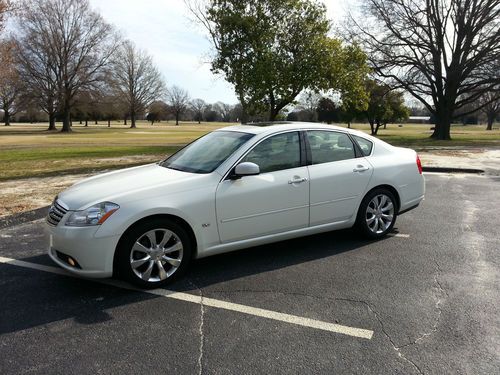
left=113, top=213, right=198, bottom=276
left=360, top=184, right=401, bottom=213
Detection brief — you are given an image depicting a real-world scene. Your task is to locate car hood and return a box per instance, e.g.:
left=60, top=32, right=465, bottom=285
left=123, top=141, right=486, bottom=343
left=58, top=163, right=208, bottom=210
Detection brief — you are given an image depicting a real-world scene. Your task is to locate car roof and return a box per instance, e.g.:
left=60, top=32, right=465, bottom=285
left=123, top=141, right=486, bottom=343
left=218, top=122, right=353, bottom=135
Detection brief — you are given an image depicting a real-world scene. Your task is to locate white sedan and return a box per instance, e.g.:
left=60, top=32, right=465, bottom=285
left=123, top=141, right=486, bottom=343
left=47, top=122, right=425, bottom=288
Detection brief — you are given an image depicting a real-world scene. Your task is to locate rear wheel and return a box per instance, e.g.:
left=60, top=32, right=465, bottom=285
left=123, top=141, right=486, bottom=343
left=116, top=218, right=192, bottom=288
left=356, top=189, right=397, bottom=239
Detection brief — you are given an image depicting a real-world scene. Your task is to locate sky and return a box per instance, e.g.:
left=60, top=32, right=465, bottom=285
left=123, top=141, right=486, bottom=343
left=88, top=0, right=350, bottom=104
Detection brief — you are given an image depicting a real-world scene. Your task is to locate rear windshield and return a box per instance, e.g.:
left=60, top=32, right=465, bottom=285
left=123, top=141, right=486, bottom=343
left=160, top=131, right=254, bottom=174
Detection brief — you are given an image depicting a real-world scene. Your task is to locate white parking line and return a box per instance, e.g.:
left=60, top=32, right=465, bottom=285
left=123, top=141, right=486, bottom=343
left=0, top=256, right=373, bottom=340
left=389, top=233, right=410, bottom=238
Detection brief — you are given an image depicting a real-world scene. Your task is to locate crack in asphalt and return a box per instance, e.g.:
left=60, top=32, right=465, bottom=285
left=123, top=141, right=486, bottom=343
left=187, top=278, right=205, bottom=375
left=399, top=260, right=448, bottom=350
left=205, top=286, right=450, bottom=375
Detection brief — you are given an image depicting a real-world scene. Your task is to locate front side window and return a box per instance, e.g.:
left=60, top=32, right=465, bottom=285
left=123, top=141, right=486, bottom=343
left=242, top=132, right=301, bottom=173
left=307, top=131, right=356, bottom=165
left=160, top=131, right=254, bottom=173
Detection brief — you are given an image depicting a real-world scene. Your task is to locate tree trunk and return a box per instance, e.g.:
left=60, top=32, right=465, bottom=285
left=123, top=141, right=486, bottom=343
left=269, top=109, right=278, bottom=122
left=47, top=112, right=56, bottom=130
left=79, top=120, right=82, bottom=124
left=347, top=121, right=351, bottom=128
left=383, top=123, right=387, bottom=129
left=486, top=114, right=494, bottom=130
left=124, top=116, right=127, bottom=125
left=61, top=105, right=72, bottom=132
left=130, top=110, right=136, bottom=128
left=369, top=119, right=376, bottom=135
left=84, top=119, right=88, bottom=127
left=108, top=119, right=111, bottom=127
left=175, top=112, right=180, bottom=125
left=431, top=105, right=452, bottom=140
left=240, top=110, right=249, bottom=124
left=95, top=120, right=98, bottom=125
left=238, top=93, right=249, bottom=124
left=3, top=109, right=10, bottom=126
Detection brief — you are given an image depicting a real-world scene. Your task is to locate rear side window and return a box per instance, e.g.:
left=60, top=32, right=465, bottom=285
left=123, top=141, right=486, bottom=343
left=307, top=131, right=356, bottom=164
left=353, top=135, right=373, bottom=156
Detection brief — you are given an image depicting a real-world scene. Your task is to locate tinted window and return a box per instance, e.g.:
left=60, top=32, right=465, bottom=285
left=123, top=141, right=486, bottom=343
left=243, top=132, right=301, bottom=173
left=160, top=131, right=254, bottom=173
left=353, top=135, right=373, bottom=156
left=307, top=131, right=355, bottom=164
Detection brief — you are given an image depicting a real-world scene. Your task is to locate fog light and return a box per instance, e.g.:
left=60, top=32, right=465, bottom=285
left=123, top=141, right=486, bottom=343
left=68, top=257, right=76, bottom=267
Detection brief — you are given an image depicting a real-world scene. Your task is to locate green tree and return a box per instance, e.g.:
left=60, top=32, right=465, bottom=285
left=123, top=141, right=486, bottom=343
left=316, top=97, right=340, bottom=124
left=365, top=80, right=409, bottom=135
left=190, top=0, right=369, bottom=122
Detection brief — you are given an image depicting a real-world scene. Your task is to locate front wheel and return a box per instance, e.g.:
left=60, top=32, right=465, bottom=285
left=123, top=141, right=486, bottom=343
left=116, top=218, right=192, bottom=288
left=356, top=189, right=397, bottom=239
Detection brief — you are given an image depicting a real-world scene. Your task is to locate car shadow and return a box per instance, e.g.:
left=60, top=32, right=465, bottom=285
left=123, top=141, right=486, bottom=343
left=1, top=227, right=396, bottom=335
left=174, top=228, right=382, bottom=292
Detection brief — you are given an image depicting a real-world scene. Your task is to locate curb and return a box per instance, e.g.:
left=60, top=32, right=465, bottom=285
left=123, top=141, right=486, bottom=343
left=422, top=166, right=484, bottom=174
left=0, top=206, right=49, bottom=230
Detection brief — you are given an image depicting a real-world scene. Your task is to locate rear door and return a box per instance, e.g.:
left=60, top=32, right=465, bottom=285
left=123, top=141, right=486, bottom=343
left=306, top=130, right=373, bottom=226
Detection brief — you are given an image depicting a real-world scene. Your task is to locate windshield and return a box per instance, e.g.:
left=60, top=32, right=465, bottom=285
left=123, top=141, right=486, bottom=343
left=160, top=131, right=254, bottom=174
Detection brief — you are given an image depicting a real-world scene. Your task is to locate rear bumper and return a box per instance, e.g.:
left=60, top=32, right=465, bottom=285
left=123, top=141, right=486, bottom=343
left=398, top=202, right=420, bottom=215
left=46, top=222, right=119, bottom=278
left=399, top=194, right=424, bottom=214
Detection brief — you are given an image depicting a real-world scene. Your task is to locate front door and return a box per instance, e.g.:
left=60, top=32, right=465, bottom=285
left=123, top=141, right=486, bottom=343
left=216, top=131, right=309, bottom=243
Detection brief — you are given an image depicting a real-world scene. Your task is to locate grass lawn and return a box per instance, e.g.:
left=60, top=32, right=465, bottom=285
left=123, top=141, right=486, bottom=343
left=0, top=120, right=498, bottom=181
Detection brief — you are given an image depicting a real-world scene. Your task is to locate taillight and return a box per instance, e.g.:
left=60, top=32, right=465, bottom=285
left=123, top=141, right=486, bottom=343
left=416, top=155, right=423, bottom=174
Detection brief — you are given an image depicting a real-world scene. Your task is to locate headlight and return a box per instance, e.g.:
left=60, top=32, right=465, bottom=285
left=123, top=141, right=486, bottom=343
left=65, top=202, right=119, bottom=227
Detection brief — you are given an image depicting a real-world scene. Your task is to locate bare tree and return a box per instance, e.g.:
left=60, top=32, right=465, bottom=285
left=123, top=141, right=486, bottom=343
left=213, top=102, right=233, bottom=122
left=190, top=98, right=206, bottom=124
left=0, top=0, right=11, bottom=34
left=349, top=0, right=500, bottom=140
left=0, top=40, right=22, bottom=126
left=166, top=86, right=190, bottom=125
left=296, top=91, right=322, bottom=122
left=109, top=40, right=166, bottom=128
left=15, top=21, right=59, bottom=130
left=18, top=0, right=118, bottom=132
left=479, top=91, right=500, bottom=130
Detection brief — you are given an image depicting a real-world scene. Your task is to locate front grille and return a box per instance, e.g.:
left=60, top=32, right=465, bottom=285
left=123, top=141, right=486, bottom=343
left=47, top=200, right=68, bottom=226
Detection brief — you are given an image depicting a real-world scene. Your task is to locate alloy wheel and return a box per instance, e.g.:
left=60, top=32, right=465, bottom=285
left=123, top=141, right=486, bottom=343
left=365, top=194, right=395, bottom=234
left=129, top=228, right=184, bottom=282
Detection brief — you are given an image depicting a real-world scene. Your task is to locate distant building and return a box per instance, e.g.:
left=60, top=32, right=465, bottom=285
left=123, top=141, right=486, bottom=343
left=408, top=116, right=431, bottom=124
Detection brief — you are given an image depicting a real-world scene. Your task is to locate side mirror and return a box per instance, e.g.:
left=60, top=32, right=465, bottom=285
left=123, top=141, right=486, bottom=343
left=232, top=162, right=260, bottom=179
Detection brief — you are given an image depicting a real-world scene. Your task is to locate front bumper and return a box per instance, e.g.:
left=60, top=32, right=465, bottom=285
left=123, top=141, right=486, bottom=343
left=46, top=222, right=120, bottom=278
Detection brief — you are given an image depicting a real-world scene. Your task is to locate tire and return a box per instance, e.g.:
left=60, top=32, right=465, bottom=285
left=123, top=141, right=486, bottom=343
left=356, top=188, right=397, bottom=239
left=115, top=218, right=193, bottom=288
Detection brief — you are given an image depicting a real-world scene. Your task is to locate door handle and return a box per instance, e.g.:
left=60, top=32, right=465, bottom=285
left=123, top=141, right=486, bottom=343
left=288, top=177, right=308, bottom=184
left=353, top=165, right=370, bottom=172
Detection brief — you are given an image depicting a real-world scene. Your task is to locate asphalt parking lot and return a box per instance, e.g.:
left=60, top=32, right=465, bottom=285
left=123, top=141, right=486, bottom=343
left=0, top=173, right=499, bottom=374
